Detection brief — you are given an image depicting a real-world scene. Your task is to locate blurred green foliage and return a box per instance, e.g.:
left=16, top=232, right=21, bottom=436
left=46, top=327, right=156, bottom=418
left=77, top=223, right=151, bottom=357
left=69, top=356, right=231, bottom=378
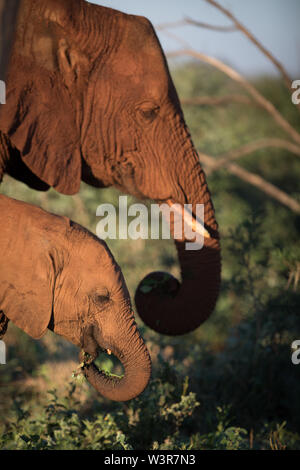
left=0, top=62, right=300, bottom=450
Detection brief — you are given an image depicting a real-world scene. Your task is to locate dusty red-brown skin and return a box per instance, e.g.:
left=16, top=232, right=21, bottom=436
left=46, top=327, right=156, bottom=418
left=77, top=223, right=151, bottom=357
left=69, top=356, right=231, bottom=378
left=0, top=0, right=221, bottom=399
left=0, top=194, right=151, bottom=401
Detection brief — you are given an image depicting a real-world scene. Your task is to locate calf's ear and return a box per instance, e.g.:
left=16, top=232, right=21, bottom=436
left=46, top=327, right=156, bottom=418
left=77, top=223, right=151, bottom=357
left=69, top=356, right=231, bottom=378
left=0, top=252, right=54, bottom=340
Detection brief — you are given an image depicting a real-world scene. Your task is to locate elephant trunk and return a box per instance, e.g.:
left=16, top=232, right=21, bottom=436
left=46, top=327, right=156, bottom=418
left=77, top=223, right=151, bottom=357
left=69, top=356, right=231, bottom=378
left=81, top=315, right=151, bottom=402
left=135, top=147, right=221, bottom=335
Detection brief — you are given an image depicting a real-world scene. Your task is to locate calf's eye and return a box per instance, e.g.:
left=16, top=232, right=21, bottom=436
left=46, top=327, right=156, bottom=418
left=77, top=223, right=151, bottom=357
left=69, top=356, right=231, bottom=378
left=94, top=293, right=110, bottom=305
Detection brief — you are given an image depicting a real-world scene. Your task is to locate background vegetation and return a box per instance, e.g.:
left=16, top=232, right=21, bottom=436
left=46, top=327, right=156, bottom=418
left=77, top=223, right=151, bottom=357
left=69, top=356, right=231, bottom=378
left=0, top=61, right=300, bottom=450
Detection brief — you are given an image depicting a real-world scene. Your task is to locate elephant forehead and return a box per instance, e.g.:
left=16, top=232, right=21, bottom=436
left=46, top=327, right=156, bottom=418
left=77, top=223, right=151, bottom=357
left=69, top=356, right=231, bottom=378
left=111, top=50, right=168, bottom=100
left=75, top=238, right=111, bottom=266
left=71, top=238, right=124, bottom=287
left=111, top=21, right=169, bottom=98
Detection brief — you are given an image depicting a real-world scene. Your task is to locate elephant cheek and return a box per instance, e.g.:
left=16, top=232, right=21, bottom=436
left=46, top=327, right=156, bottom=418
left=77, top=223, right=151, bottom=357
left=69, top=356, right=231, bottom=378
left=48, top=313, right=83, bottom=349
left=80, top=324, right=100, bottom=360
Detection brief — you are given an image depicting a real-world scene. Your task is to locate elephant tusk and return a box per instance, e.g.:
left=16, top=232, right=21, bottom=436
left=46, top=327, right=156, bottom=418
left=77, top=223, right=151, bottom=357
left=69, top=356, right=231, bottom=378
left=166, top=200, right=211, bottom=239
left=107, top=349, right=112, bottom=355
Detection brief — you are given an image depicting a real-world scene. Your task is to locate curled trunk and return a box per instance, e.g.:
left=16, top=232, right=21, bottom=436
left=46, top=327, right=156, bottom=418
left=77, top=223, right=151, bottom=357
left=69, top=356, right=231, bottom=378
left=81, top=317, right=151, bottom=402
left=135, top=149, right=221, bottom=335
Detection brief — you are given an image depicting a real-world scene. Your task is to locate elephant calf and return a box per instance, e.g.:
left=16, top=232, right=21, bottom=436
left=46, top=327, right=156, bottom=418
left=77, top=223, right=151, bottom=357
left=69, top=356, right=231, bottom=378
left=0, top=195, right=151, bottom=401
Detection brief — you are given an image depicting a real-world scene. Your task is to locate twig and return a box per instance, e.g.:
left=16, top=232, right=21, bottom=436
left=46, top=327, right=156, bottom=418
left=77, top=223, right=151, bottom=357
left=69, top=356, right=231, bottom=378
left=156, top=20, right=186, bottom=31
left=158, top=28, right=191, bottom=49
left=200, top=152, right=300, bottom=214
left=168, top=49, right=300, bottom=146
left=157, top=18, right=237, bottom=33
left=185, top=17, right=237, bottom=32
left=203, top=0, right=294, bottom=94
left=209, top=138, right=300, bottom=172
left=181, top=94, right=254, bottom=107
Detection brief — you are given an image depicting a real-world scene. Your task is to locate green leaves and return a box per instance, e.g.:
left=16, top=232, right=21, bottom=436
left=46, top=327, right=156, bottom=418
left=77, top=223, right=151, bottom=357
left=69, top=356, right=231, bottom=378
left=140, top=285, right=153, bottom=294
left=140, top=274, right=169, bottom=293
left=139, top=274, right=177, bottom=296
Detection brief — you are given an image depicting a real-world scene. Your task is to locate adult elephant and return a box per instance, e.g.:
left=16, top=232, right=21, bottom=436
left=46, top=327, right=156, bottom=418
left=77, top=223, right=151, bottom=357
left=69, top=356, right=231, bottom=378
left=0, top=0, right=221, bottom=337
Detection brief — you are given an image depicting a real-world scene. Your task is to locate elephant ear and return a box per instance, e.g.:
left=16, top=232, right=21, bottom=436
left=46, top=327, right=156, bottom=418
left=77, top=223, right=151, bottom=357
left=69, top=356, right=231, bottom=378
left=0, top=0, right=90, bottom=195
left=0, top=196, right=57, bottom=339
left=1, top=252, right=54, bottom=340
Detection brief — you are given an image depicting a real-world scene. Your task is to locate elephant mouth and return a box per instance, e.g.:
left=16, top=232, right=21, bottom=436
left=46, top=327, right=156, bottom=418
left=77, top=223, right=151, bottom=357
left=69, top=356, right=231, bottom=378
left=79, top=347, right=124, bottom=380
left=78, top=320, right=151, bottom=401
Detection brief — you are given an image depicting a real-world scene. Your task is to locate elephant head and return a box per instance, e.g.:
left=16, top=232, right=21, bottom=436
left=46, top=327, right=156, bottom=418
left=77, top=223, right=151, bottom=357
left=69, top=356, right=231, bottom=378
left=51, top=222, right=152, bottom=402
left=0, top=196, right=151, bottom=401
left=0, top=0, right=221, bottom=335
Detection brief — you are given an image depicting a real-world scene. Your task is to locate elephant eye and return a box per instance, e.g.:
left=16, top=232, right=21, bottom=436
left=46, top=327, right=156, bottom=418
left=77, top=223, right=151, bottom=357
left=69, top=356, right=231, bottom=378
left=93, top=292, right=111, bottom=305
left=138, top=105, right=160, bottom=123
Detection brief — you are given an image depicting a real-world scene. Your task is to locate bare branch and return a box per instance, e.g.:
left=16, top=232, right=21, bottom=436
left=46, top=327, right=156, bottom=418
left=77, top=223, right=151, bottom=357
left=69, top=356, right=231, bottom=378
left=156, top=18, right=237, bottom=33
left=185, top=17, right=237, bottom=32
left=158, top=28, right=192, bottom=49
left=199, top=152, right=300, bottom=214
left=181, top=94, right=254, bottom=107
left=158, top=4, right=300, bottom=214
left=156, top=20, right=186, bottom=31
left=204, top=0, right=294, bottom=93
left=168, top=49, right=300, bottom=146
left=210, top=138, right=300, bottom=172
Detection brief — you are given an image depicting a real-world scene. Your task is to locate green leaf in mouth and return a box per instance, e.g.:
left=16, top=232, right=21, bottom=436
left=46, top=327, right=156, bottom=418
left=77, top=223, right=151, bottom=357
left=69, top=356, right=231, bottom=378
left=101, top=370, right=124, bottom=379
left=140, top=285, right=153, bottom=293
